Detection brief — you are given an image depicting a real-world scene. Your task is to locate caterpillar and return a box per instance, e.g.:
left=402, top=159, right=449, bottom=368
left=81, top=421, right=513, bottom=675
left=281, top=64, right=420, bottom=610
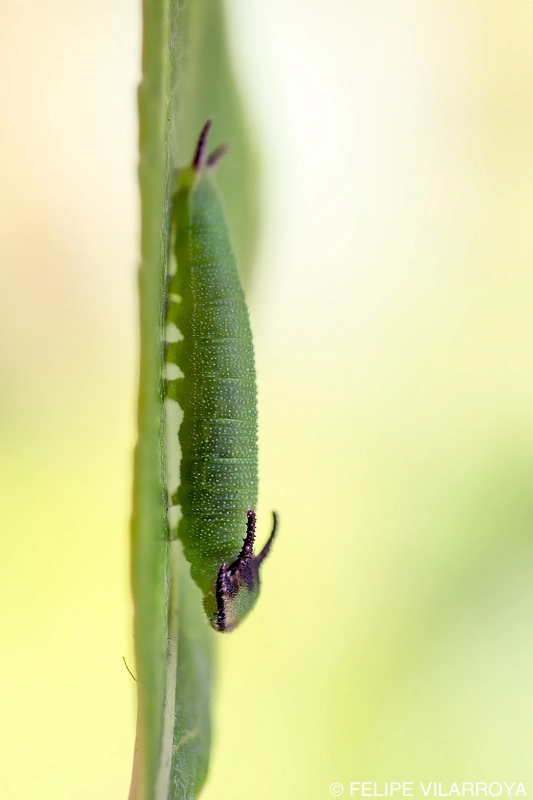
left=165, top=119, right=277, bottom=632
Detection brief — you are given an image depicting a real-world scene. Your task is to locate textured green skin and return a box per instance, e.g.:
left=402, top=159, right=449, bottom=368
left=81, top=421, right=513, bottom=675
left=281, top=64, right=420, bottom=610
left=167, top=169, right=257, bottom=597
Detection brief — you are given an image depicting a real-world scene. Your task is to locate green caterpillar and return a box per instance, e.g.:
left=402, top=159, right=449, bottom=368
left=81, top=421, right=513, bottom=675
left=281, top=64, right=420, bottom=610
left=166, top=120, right=277, bottom=632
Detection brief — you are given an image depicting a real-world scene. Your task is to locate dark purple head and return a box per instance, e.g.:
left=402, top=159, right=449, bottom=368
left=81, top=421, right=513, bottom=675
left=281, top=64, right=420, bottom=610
left=204, top=510, right=278, bottom=632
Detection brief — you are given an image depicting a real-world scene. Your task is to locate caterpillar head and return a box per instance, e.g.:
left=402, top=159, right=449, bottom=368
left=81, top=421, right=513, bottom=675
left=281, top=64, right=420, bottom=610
left=203, top=510, right=278, bottom=632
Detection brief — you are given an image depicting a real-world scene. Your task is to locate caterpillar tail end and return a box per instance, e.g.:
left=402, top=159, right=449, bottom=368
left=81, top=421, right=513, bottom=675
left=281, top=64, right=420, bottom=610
left=192, top=118, right=229, bottom=173
left=192, top=118, right=214, bottom=171
left=204, top=510, right=279, bottom=633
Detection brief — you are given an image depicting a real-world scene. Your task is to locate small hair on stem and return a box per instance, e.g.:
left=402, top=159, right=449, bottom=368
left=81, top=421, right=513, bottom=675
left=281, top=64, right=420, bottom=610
left=123, top=656, right=137, bottom=682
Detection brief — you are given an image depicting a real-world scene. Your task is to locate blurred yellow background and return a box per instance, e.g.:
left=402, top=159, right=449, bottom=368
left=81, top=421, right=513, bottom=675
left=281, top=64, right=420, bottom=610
left=1, top=1, right=533, bottom=798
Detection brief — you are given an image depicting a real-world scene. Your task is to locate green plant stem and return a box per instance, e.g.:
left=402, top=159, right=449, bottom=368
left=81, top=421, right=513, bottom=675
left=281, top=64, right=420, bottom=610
left=130, top=2, right=258, bottom=798
left=130, top=0, right=176, bottom=797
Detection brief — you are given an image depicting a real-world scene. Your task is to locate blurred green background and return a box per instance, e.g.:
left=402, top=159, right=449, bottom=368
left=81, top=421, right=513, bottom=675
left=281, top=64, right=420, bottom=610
left=1, top=0, right=533, bottom=798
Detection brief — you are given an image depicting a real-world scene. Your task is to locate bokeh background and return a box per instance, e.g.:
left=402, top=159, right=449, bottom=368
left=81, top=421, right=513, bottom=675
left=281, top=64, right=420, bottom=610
left=1, top=1, right=533, bottom=798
